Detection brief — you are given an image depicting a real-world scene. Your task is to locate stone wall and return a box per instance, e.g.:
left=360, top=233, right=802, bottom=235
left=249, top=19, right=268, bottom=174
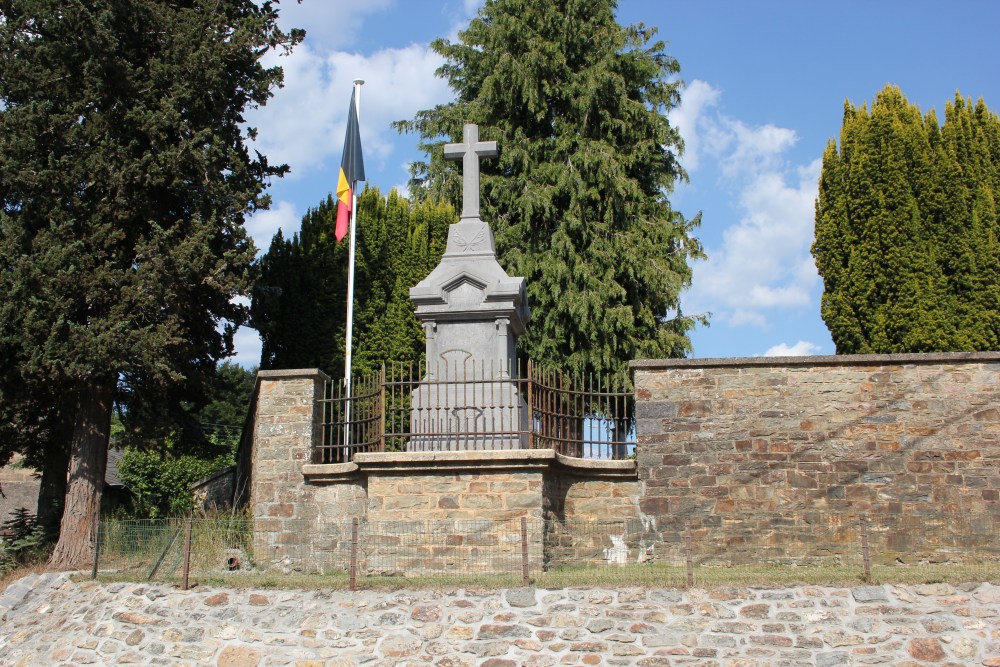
left=366, top=469, right=544, bottom=524
left=0, top=456, right=39, bottom=524
left=5, top=573, right=1000, bottom=665
left=190, top=466, right=235, bottom=512
left=543, top=468, right=645, bottom=567
left=246, top=371, right=640, bottom=574
left=631, top=352, right=1000, bottom=562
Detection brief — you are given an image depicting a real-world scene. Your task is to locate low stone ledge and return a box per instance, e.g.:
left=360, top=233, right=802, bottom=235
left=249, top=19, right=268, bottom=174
left=631, top=350, right=1000, bottom=370
left=353, top=448, right=555, bottom=473
left=301, top=462, right=359, bottom=481
left=257, top=368, right=331, bottom=381
left=553, top=453, right=638, bottom=478
left=300, top=449, right=637, bottom=479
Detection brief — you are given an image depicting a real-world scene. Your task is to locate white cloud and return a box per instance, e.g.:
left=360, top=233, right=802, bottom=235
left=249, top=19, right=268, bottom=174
left=689, top=160, right=820, bottom=324
left=245, top=199, right=298, bottom=257
left=245, top=42, right=451, bottom=180
left=231, top=326, right=263, bottom=369
left=727, top=308, right=767, bottom=328
left=678, top=79, right=822, bottom=330
left=274, top=0, right=395, bottom=50
left=671, top=79, right=799, bottom=180
left=667, top=79, right=721, bottom=172
left=718, top=121, right=797, bottom=179
left=763, top=340, right=822, bottom=357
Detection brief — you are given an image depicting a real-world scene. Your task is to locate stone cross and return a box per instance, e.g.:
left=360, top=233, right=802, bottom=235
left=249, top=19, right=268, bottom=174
left=444, top=124, right=498, bottom=220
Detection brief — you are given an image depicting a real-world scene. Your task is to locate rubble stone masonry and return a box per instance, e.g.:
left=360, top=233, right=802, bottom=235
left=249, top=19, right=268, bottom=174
left=631, top=352, right=1000, bottom=559
left=4, top=573, right=1000, bottom=666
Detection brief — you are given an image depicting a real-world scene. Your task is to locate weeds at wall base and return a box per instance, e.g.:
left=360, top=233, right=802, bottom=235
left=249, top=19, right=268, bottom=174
left=84, top=561, right=1000, bottom=592
left=88, top=513, right=1000, bottom=592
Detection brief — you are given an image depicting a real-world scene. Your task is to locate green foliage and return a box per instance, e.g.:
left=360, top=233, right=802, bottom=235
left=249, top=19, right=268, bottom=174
left=0, top=0, right=299, bottom=395
left=814, top=85, right=1000, bottom=353
left=193, top=361, right=256, bottom=452
left=0, top=1, right=299, bottom=553
left=111, top=361, right=252, bottom=518
left=252, top=187, right=454, bottom=375
left=197, top=362, right=257, bottom=431
left=117, top=449, right=231, bottom=519
left=395, top=0, right=704, bottom=382
left=0, top=509, right=51, bottom=574
left=115, top=361, right=254, bottom=461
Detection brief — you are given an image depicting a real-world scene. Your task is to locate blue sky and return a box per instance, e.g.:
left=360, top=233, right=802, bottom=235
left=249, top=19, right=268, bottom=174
left=234, top=0, right=1000, bottom=366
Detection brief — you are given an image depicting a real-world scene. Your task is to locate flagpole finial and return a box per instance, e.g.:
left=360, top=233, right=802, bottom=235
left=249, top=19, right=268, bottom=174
left=354, top=79, right=365, bottom=86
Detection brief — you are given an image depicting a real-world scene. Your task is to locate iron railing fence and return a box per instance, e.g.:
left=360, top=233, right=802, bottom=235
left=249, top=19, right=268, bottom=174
left=316, top=361, right=634, bottom=463
left=92, top=512, right=1000, bottom=590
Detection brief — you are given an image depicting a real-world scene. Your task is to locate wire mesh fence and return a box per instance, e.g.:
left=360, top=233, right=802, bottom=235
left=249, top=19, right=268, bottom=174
left=92, top=512, right=1000, bottom=590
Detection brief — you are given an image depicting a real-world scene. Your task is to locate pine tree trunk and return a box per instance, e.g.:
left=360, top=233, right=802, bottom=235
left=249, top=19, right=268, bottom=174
left=36, top=428, right=71, bottom=538
left=49, top=382, right=114, bottom=568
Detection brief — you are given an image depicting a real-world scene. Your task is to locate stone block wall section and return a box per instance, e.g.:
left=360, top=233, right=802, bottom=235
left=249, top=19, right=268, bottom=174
left=245, top=370, right=640, bottom=572
left=631, top=352, right=1000, bottom=560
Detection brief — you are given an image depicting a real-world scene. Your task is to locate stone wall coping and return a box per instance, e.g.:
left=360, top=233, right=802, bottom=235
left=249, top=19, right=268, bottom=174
left=631, top=350, right=1000, bottom=370
left=301, top=449, right=637, bottom=480
left=553, top=452, right=637, bottom=474
left=256, top=368, right=331, bottom=382
left=191, top=464, right=236, bottom=488
left=356, top=449, right=553, bottom=465
left=300, top=462, right=359, bottom=480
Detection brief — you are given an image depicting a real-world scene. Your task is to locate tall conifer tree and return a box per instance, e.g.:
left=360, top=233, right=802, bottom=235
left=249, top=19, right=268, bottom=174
left=396, top=0, right=703, bottom=383
left=814, top=86, right=1000, bottom=353
left=0, top=1, right=301, bottom=565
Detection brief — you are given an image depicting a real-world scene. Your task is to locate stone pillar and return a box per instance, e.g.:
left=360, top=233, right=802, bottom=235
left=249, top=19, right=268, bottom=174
left=249, top=369, right=328, bottom=568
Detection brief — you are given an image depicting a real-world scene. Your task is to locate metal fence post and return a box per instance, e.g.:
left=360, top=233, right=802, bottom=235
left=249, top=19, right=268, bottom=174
left=520, top=517, right=530, bottom=586
left=526, top=361, right=534, bottom=449
left=91, top=518, right=101, bottom=580
left=350, top=517, right=359, bottom=591
left=859, top=514, right=872, bottom=584
left=684, top=531, right=695, bottom=588
left=181, top=519, right=193, bottom=591
left=379, top=365, right=386, bottom=452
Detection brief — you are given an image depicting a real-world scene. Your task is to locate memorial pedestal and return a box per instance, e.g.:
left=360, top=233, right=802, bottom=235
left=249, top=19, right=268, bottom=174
left=408, top=376, right=529, bottom=451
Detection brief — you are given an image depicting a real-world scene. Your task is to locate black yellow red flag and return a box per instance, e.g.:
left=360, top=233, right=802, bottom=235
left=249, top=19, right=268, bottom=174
left=335, top=90, right=365, bottom=242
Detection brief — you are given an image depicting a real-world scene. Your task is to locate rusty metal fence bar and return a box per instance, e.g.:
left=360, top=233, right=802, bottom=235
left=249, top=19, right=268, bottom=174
left=92, top=512, right=1000, bottom=588
left=389, top=360, right=529, bottom=452
left=316, top=361, right=634, bottom=462
left=529, top=364, right=633, bottom=459
left=316, top=373, right=381, bottom=463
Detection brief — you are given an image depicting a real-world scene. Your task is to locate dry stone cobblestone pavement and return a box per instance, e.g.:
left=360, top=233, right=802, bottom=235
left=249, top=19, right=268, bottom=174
left=1, top=573, right=999, bottom=665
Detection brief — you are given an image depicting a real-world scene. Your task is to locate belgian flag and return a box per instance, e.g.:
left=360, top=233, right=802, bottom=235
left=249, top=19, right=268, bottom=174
left=335, top=89, right=365, bottom=242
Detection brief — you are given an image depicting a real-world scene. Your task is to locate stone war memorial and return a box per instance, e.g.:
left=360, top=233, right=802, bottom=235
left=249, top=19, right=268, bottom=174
left=239, top=125, right=639, bottom=576
left=408, top=124, right=530, bottom=451
left=237, top=124, right=1000, bottom=577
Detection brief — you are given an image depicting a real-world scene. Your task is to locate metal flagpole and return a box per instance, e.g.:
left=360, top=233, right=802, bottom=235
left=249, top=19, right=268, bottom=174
left=344, top=79, right=364, bottom=448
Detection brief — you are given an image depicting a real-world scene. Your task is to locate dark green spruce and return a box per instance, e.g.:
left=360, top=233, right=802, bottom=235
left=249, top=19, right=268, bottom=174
left=0, top=1, right=301, bottom=565
left=395, top=0, right=704, bottom=384
left=813, top=85, right=1000, bottom=353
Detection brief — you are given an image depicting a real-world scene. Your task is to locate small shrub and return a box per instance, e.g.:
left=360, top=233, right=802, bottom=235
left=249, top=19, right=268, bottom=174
left=117, top=449, right=231, bottom=519
left=0, top=509, right=51, bottom=574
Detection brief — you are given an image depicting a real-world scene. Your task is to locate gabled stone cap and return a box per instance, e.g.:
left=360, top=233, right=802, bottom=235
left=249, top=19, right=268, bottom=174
left=410, top=219, right=529, bottom=331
